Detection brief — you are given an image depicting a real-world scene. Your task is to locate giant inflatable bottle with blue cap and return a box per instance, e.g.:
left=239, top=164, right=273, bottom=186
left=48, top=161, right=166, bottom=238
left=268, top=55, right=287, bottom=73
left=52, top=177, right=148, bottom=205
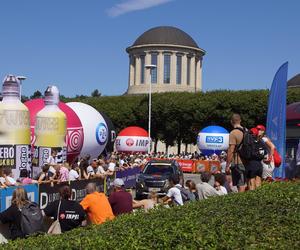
left=33, top=85, right=66, bottom=173
left=0, top=75, right=31, bottom=177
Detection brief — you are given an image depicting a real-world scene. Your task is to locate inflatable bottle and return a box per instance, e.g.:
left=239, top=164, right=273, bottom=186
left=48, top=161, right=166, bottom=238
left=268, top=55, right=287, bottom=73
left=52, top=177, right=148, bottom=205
left=0, top=75, right=31, bottom=177
left=33, top=86, right=66, bottom=171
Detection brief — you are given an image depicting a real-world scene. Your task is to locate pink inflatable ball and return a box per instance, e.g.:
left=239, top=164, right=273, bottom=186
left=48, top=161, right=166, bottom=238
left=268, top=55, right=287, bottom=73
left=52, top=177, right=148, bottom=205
left=24, top=99, right=84, bottom=163
left=116, top=126, right=150, bottom=153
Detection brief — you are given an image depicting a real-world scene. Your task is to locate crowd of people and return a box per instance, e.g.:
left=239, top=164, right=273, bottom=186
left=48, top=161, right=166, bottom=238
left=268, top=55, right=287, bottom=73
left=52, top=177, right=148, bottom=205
left=0, top=169, right=230, bottom=241
left=0, top=113, right=284, bottom=241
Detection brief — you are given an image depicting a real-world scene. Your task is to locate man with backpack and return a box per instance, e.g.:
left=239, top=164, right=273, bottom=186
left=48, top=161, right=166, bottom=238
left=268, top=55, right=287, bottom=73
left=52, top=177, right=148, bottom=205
left=162, top=175, right=185, bottom=205
left=226, top=114, right=247, bottom=193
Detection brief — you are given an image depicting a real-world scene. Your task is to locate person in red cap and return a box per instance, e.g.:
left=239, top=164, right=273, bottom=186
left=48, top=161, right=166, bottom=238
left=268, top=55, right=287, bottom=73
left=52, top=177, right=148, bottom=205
left=256, top=125, right=276, bottom=180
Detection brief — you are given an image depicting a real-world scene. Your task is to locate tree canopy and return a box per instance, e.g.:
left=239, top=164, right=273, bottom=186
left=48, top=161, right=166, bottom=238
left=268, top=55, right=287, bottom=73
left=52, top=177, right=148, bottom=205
left=59, top=88, right=300, bottom=153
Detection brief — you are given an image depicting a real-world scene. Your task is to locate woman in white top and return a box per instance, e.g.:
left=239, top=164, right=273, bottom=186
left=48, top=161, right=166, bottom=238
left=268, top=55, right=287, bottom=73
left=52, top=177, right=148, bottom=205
left=256, top=125, right=276, bottom=180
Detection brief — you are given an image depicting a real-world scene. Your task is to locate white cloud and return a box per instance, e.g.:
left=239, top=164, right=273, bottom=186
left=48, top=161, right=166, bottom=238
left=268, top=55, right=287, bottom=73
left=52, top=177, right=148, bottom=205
left=107, top=0, right=174, bottom=17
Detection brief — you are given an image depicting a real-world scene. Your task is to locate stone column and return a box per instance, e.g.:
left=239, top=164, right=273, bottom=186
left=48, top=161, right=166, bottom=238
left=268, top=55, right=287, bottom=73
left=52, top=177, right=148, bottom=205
left=145, top=52, right=151, bottom=85
left=182, top=54, right=187, bottom=86
left=135, top=56, right=141, bottom=85
left=157, top=51, right=164, bottom=85
left=129, top=55, right=135, bottom=86
left=170, top=52, right=177, bottom=85
left=195, top=57, right=202, bottom=91
left=190, top=56, right=195, bottom=89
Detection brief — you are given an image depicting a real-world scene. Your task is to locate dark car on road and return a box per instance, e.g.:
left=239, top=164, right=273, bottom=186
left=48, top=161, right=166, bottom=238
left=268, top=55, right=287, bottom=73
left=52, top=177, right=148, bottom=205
left=135, top=159, right=183, bottom=199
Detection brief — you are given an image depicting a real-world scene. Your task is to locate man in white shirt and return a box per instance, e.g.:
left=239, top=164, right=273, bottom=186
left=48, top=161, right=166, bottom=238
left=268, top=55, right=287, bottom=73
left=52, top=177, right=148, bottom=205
left=86, top=159, right=98, bottom=177
left=162, top=175, right=183, bottom=206
left=69, top=164, right=80, bottom=181
left=47, top=149, right=58, bottom=176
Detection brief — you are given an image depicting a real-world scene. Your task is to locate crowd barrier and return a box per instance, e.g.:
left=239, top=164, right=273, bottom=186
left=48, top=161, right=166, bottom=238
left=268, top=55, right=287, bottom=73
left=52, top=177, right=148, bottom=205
left=149, top=158, right=221, bottom=173
left=0, top=178, right=105, bottom=213
left=115, top=167, right=141, bottom=189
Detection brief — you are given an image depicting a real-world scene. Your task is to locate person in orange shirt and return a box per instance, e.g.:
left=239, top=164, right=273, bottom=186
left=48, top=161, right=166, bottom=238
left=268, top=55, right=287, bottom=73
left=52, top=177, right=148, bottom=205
left=80, top=183, right=115, bottom=225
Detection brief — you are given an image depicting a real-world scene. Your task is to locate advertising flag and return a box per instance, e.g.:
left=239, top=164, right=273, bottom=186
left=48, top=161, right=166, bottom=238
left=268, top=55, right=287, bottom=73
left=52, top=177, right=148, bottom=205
left=266, top=62, right=288, bottom=178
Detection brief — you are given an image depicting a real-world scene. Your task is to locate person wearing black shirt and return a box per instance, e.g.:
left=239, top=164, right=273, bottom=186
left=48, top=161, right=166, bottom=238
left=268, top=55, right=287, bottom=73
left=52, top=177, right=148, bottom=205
left=0, top=187, right=29, bottom=240
left=44, top=185, right=86, bottom=232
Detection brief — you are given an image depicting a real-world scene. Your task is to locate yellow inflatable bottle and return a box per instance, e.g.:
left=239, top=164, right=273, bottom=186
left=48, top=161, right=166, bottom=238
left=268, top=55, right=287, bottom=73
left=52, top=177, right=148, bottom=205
left=0, top=75, right=31, bottom=178
left=34, top=85, right=66, bottom=169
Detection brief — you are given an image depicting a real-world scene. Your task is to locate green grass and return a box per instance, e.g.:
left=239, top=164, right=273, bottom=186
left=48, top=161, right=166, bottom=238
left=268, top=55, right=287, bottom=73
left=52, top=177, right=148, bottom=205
left=4, top=182, right=300, bottom=249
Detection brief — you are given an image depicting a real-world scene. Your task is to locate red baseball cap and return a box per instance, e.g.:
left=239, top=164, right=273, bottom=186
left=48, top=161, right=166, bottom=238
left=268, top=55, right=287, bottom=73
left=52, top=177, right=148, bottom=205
left=250, top=128, right=259, bottom=136
left=256, top=125, right=266, bottom=131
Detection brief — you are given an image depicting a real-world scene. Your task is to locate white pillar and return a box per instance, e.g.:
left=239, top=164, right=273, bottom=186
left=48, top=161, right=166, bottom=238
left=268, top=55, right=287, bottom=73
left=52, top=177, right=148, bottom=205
left=195, top=57, right=202, bottom=91
left=145, top=52, right=151, bottom=85
left=190, top=56, right=195, bottom=89
left=182, top=54, right=187, bottom=86
left=170, top=52, right=177, bottom=85
left=157, top=51, right=164, bottom=85
left=135, top=56, right=141, bottom=85
left=129, top=55, right=135, bottom=86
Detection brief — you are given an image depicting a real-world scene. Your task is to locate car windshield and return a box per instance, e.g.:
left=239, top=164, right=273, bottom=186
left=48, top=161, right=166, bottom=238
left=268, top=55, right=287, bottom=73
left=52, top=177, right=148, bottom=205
left=143, top=163, right=174, bottom=175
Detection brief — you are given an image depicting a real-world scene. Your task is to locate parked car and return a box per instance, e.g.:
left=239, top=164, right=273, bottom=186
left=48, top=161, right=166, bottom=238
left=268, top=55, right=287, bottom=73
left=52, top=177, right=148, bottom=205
left=135, top=159, right=183, bottom=199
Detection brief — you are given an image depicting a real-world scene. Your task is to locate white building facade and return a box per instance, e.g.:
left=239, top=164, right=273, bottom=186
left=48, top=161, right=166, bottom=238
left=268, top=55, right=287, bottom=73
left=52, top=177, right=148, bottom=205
left=126, top=26, right=205, bottom=94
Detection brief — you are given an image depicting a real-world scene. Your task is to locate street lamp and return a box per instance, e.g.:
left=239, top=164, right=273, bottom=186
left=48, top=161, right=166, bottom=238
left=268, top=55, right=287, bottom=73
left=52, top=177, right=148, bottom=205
left=17, top=76, right=27, bottom=100
left=145, top=64, right=157, bottom=154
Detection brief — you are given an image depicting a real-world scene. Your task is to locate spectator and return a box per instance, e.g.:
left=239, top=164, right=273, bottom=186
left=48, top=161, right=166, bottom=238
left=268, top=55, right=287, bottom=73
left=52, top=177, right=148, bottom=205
left=196, top=172, right=220, bottom=200
left=80, top=183, right=114, bottom=225
left=96, top=160, right=107, bottom=178
left=214, top=173, right=228, bottom=195
left=17, top=169, right=38, bottom=185
left=69, top=163, right=80, bottom=181
left=133, top=192, right=158, bottom=212
left=225, top=114, right=247, bottom=193
left=47, top=150, right=58, bottom=176
left=0, top=188, right=29, bottom=239
left=79, top=156, right=90, bottom=179
left=58, top=163, right=69, bottom=182
left=44, top=185, right=86, bottom=232
left=38, top=164, right=50, bottom=182
left=86, top=159, right=98, bottom=177
left=162, top=175, right=183, bottom=206
left=256, top=125, right=276, bottom=180
left=245, top=128, right=264, bottom=190
left=0, top=168, right=17, bottom=186
left=185, top=180, right=199, bottom=200
left=108, top=178, right=133, bottom=216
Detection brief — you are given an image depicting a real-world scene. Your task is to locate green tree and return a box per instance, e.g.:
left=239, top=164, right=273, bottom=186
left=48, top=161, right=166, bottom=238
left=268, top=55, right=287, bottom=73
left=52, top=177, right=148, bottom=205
left=30, top=90, right=42, bottom=99
left=91, top=89, right=101, bottom=97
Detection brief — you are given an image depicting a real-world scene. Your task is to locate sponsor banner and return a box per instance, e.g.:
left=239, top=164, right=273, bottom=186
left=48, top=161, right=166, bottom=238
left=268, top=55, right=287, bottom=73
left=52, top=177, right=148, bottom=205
left=33, top=146, right=67, bottom=168
left=197, top=133, right=229, bottom=151
left=116, top=136, right=150, bottom=153
left=115, top=167, right=141, bottom=188
left=176, top=159, right=195, bottom=172
left=0, top=184, right=39, bottom=212
left=39, top=178, right=104, bottom=210
left=266, top=62, right=288, bottom=178
left=0, top=145, right=31, bottom=169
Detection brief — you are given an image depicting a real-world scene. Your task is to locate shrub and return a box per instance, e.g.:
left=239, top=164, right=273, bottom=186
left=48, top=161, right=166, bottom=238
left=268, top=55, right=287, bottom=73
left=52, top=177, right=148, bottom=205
left=4, top=182, right=300, bottom=249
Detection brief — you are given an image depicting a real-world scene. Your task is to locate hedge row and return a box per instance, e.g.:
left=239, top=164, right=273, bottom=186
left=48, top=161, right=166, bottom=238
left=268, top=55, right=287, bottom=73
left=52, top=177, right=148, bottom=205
left=5, top=182, right=300, bottom=249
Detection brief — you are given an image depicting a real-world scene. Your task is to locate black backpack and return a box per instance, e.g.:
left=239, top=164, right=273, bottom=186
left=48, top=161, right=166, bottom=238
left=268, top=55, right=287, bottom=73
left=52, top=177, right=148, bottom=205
left=234, top=128, right=266, bottom=161
left=175, top=186, right=192, bottom=203
left=21, top=202, right=44, bottom=236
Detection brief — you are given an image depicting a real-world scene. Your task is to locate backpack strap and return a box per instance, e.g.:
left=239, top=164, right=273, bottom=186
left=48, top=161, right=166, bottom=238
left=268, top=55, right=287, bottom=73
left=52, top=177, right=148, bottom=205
left=232, top=127, right=245, bottom=164
left=56, top=200, right=62, bottom=222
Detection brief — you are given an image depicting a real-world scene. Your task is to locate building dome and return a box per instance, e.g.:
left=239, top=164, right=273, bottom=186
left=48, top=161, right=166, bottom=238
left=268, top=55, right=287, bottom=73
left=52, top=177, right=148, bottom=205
left=126, top=26, right=205, bottom=95
left=130, top=26, right=199, bottom=49
left=288, top=74, right=300, bottom=88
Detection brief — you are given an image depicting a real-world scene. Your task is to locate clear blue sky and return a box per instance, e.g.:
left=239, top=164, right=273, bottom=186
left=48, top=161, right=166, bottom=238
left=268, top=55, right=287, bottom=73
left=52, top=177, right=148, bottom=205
left=0, top=0, right=299, bottom=97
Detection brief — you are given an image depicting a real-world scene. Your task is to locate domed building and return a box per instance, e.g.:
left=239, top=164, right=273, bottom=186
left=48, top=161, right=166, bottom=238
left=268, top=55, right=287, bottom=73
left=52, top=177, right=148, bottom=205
left=126, top=26, right=206, bottom=94
left=288, top=74, right=300, bottom=88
